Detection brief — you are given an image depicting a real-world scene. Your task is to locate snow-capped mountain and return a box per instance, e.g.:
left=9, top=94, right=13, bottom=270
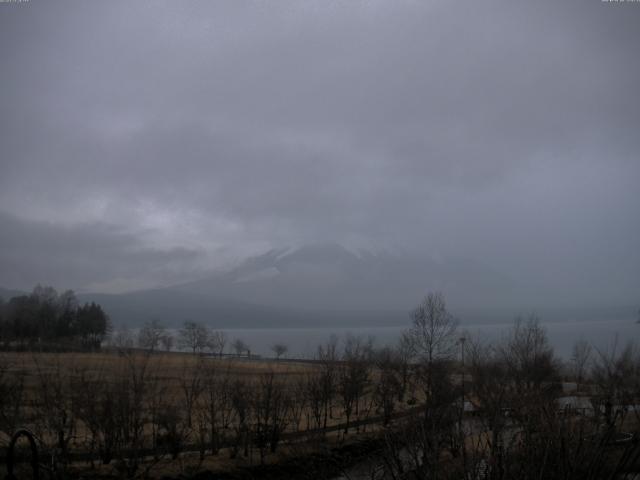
left=173, top=243, right=528, bottom=312
left=4, top=244, right=540, bottom=328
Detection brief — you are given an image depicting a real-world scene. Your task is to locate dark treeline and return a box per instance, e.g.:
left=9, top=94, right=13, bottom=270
left=0, top=285, right=110, bottom=349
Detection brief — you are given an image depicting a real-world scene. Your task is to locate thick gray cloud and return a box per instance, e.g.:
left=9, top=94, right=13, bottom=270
left=1, top=0, right=639, bottom=303
left=0, top=212, right=205, bottom=292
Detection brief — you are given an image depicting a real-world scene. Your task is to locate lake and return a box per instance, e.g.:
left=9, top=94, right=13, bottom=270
left=216, top=318, right=639, bottom=360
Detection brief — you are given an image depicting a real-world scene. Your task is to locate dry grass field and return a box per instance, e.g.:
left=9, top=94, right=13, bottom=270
left=5, top=320, right=633, bottom=480
left=0, top=349, right=410, bottom=479
left=3, top=351, right=318, bottom=393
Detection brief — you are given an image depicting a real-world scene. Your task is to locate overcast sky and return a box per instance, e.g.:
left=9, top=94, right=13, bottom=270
left=1, top=0, right=638, bottom=304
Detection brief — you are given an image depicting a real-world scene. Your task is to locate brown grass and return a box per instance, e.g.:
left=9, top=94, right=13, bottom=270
left=0, top=350, right=413, bottom=479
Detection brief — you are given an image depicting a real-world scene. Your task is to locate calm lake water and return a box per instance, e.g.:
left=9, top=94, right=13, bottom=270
left=216, top=318, right=639, bottom=359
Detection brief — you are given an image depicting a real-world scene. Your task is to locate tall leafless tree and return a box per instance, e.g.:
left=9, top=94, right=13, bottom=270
left=137, top=319, right=165, bottom=352
left=178, top=320, right=210, bottom=354
left=200, top=361, right=234, bottom=455
left=570, top=338, right=592, bottom=392
left=230, top=377, right=251, bottom=458
left=271, top=343, right=288, bottom=360
left=0, top=355, right=24, bottom=438
left=373, top=347, right=401, bottom=426
left=251, top=371, right=291, bottom=463
left=289, top=373, right=309, bottom=433
left=160, top=333, right=174, bottom=352
left=316, top=335, right=339, bottom=432
left=232, top=338, right=249, bottom=357
left=208, top=330, right=227, bottom=357
left=408, top=292, right=458, bottom=366
left=32, top=355, right=77, bottom=469
left=179, top=357, right=204, bottom=428
left=591, top=340, right=639, bottom=427
left=338, top=335, right=370, bottom=434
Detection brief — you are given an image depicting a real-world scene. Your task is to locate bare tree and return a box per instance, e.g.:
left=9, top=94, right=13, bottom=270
left=251, top=371, right=291, bottom=463
left=160, top=333, right=174, bottom=352
left=200, top=362, right=234, bottom=455
left=338, top=335, right=370, bottom=434
left=591, top=340, right=638, bottom=427
left=155, top=402, right=188, bottom=460
left=271, top=343, right=288, bottom=360
left=305, top=371, right=324, bottom=433
left=73, top=362, right=112, bottom=465
left=467, top=337, right=513, bottom=473
left=373, top=347, right=401, bottom=426
left=0, top=355, right=24, bottom=439
left=394, top=332, right=414, bottom=402
left=396, top=293, right=460, bottom=479
left=407, top=293, right=458, bottom=416
left=179, top=357, right=204, bottom=428
left=498, top=316, right=561, bottom=477
left=377, top=315, right=629, bottom=480
left=178, top=320, right=210, bottom=354
left=570, top=338, right=592, bottom=391
left=499, top=314, right=559, bottom=399
left=111, top=325, right=134, bottom=350
left=208, top=330, right=227, bottom=357
left=289, top=374, right=308, bottom=432
left=316, top=335, right=339, bottom=432
left=232, top=338, right=249, bottom=357
left=137, top=319, right=165, bottom=352
left=114, top=351, right=156, bottom=477
left=408, top=292, right=458, bottom=365
left=153, top=362, right=191, bottom=463
left=230, top=378, right=252, bottom=458
left=32, top=355, right=77, bottom=470
left=73, top=364, right=122, bottom=466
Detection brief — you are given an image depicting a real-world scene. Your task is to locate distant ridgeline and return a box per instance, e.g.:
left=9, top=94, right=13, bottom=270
left=0, top=285, right=110, bottom=350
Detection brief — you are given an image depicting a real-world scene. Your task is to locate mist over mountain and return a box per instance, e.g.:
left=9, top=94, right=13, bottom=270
left=2, top=243, right=636, bottom=329
left=2, top=1, right=639, bottom=319
left=174, top=243, right=530, bottom=312
left=78, top=244, right=638, bottom=328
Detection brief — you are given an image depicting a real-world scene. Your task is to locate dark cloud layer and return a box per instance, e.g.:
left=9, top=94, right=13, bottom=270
left=0, top=212, right=204, bottom=292
left=0, top=1, right=639, bottom=303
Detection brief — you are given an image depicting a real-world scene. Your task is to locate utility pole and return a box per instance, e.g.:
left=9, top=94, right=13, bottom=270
left=459, top=335, right=467, bottom=477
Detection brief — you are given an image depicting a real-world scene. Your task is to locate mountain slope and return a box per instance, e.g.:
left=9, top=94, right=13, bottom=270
left=4, top=244, right=541, bottom=327
left=174, top=243, right=529, bottom=311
